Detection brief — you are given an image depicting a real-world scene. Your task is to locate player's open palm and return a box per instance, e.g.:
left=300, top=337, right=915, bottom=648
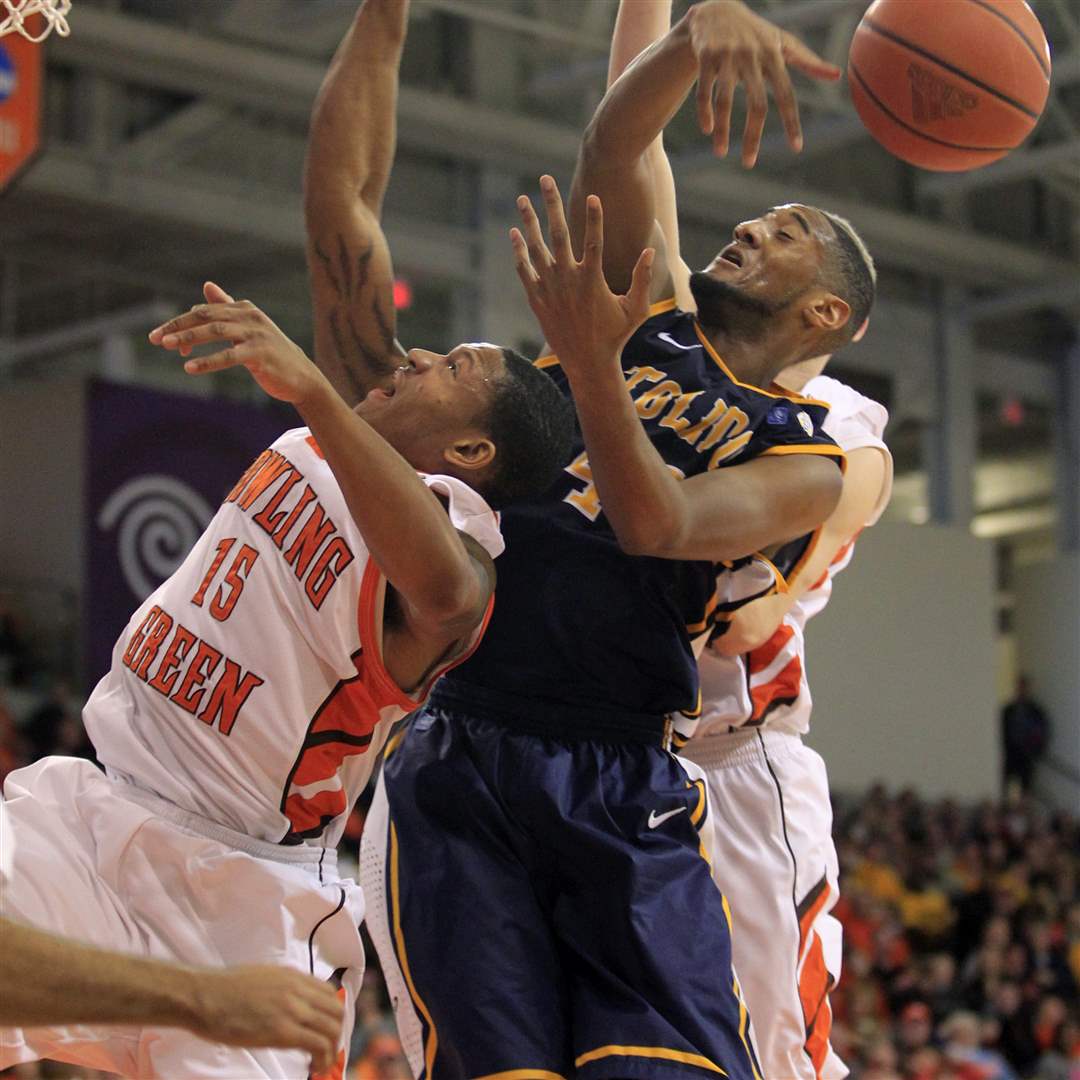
left=512, top=176, right=653, bottom=374
left=149, top=284, right=325, bottom=406
left=188, top=964, right=344, bottom=1075
left=687, top=0, right=840, bottom=165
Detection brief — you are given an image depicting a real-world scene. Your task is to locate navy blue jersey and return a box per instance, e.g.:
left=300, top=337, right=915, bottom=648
left=449, top=299, right=843, bottom=717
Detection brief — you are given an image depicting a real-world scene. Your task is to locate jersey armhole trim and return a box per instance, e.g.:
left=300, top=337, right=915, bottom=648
left=357, top=559, right=425, bottom=713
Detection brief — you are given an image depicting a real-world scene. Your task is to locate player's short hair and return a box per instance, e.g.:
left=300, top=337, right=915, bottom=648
left=480, top=348, right=575, bottom=509
left=818, top=210, right=876, bottom=345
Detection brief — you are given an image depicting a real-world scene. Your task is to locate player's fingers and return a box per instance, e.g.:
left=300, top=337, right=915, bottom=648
left=516, top=195, right=553, bottom=271
left=203, top=281, right=235, bottom=304
left=627, top=247, right=655, bottom=321
left=741, top=66, right=769, bottom=168
left=182, top=346, right=246, bottom=375
left=711, top=70, right=737, bottom=157
left=582, top=195, right=604, bottom=274
left=160, top=320, right=244, bottom=350
left=764, top=45, right=802, bottom=152
left=539, top=175, right=573, bottom=267
left=781, top=31, right=841, bottom=81
left=150, top=304, right=231, bottom=344
left=510, top=228, right=541, bottom=289
left=696, top=58, right=719, bottom=134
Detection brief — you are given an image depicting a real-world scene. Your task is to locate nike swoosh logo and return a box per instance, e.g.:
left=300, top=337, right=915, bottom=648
left=647, top=806, right=688, bottom=829
left=657, top=332, right=703, bottom=352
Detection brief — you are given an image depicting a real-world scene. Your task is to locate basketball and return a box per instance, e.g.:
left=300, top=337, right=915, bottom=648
left=848, top=0, right=1052, bottom=172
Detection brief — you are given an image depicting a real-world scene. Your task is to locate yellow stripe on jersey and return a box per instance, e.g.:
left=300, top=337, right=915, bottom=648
left=759, top=443, right=848, bottom=474
left=692, top=322, right=832, bottom=411
left=575, top=1044, right=728, bottom=1075
left=733, top=970, right=764, bottom=1080
left=689, top=779, right=707, bottom=827
left=473, top=1071, right=567, bottom=1080
left=390, top=822, right=439, bottom=1077
left=382, top=728, right=407, bottom=761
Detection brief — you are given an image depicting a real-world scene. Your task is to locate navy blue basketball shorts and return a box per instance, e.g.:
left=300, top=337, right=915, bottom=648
left=359, top=704, right=763, bottom=1080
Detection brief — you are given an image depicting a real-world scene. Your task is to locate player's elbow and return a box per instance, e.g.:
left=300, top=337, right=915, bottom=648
left=612, top=511, right=688, bottom=559
left=579, top=115, right=624, bottom=172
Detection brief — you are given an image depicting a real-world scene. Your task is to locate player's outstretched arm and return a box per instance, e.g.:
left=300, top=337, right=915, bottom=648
left=713, top=444, right=889, bottom=655
left=150, top=288, right=492, bottom=642
left=0, top=917, right=343, bottom=1073
left=570, top=0, right=838, bottom=295
left=606, top=0, right=693, bottom=312
left=304, top=0, right=409, bottom=406
left=514, top=181, right=840, bottom=563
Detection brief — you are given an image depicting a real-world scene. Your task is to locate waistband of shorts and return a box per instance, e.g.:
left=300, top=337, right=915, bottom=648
left=430, top=678, right=671, bottom=746
left=113, top=781, right=339, bottom=873
left=680, top=727, right=802, bottom=771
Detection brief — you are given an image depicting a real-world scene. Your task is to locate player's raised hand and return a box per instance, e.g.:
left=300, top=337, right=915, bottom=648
left=186, top=965, right=344, bottom=1075
left=687, top=0, right=840, bottom=166
left=149, top=286, right=327, bottom=406
left=512, top=176, right=653, bottom=375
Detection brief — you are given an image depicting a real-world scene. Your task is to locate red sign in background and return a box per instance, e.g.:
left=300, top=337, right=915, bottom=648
left=0, top=31, right=43, bottom=190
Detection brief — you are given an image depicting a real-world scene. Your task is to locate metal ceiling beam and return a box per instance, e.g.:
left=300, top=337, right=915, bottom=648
left=919, top=137, right=1080, bottom=197
left=0, top=300, right=176, bottom=369
left=20, top=145, right=478, bottom=283
left=412, top=0, right=610, bottom=52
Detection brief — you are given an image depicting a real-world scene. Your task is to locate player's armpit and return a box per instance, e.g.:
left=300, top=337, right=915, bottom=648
left=712, top=445, right=889, bottom=655
left=385, top=531, right=495, bottom=691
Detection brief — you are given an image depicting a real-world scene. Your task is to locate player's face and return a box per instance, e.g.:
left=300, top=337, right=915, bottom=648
left=356, top=342, right=505, bottom=468
left=698, top=204, right=830, bottom=310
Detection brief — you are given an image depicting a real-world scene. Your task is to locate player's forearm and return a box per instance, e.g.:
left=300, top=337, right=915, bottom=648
left=304, top=0, right=408, bottom=217
left=562, top=360, right=695, bottom=558
left=0, top=917, right=199, bottom=1028
left=582, top=11, right=696, bottom=170
left=296, top=379, right=484, bottom=624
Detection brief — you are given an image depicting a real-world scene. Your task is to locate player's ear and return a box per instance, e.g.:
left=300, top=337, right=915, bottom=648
left=444, top=435, right=496, bottom=474
left=803, top=291, right=850, bottom=335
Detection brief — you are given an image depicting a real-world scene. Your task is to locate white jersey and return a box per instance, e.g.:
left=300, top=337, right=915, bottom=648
left=85, top=427, right=503, bottom=847
left=691, top=377, right=892, bottom=740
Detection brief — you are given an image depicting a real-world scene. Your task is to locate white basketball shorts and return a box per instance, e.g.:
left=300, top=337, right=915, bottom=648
left=0, top=755, right=365, bottom=1080
left=682, top=730, right=846, bottom=1080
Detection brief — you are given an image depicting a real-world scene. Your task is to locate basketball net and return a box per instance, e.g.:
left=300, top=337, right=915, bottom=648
left=0, top=0, right=72, bottom=42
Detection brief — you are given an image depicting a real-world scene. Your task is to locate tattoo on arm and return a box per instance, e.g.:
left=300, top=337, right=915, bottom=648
left=355, top=244, right=373, bottom=296
left=314, top=239, right=343, bottom=299
left=373, top=299, right=395, bottom=355
left=347, top=309, right=391, bottom=373
left=337, top=234, right=354, bottom=298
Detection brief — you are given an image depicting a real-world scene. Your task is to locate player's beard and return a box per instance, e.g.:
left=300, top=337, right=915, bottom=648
left=689, top=270, right=790, bottom=341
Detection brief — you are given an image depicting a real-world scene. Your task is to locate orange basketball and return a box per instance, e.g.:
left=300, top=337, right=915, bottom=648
left=848, top=0, right=1051, bottom=172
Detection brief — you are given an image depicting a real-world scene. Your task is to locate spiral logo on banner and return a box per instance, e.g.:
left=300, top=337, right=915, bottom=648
left=97, top=475, right=214, bottom=600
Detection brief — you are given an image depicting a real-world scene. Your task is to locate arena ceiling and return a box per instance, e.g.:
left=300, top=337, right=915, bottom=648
left=1, top=0, right=1078, bottom=547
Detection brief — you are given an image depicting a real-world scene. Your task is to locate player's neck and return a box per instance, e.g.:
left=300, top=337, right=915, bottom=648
left=700, top=325, right=802, bottom=391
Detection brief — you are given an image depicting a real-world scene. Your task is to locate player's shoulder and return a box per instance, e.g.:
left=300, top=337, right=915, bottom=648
left=803, top=375, right=889, bottom=440
left=420, top=474, right=505, bottom=562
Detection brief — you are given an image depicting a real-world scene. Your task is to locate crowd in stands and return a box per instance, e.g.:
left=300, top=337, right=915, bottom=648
left=831, top=786, right=1079, bottom=1080
left=1, top=600, right=1076, bottom=1079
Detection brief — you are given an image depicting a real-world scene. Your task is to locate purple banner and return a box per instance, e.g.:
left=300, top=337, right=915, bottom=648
left=84, top=380, right=287, bottom=687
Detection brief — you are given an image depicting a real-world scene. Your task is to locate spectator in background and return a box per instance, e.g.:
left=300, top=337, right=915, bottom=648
left=940, top=1010, right=1018, bottom=1080
left=1000, top=676, right=1050, bottom=796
